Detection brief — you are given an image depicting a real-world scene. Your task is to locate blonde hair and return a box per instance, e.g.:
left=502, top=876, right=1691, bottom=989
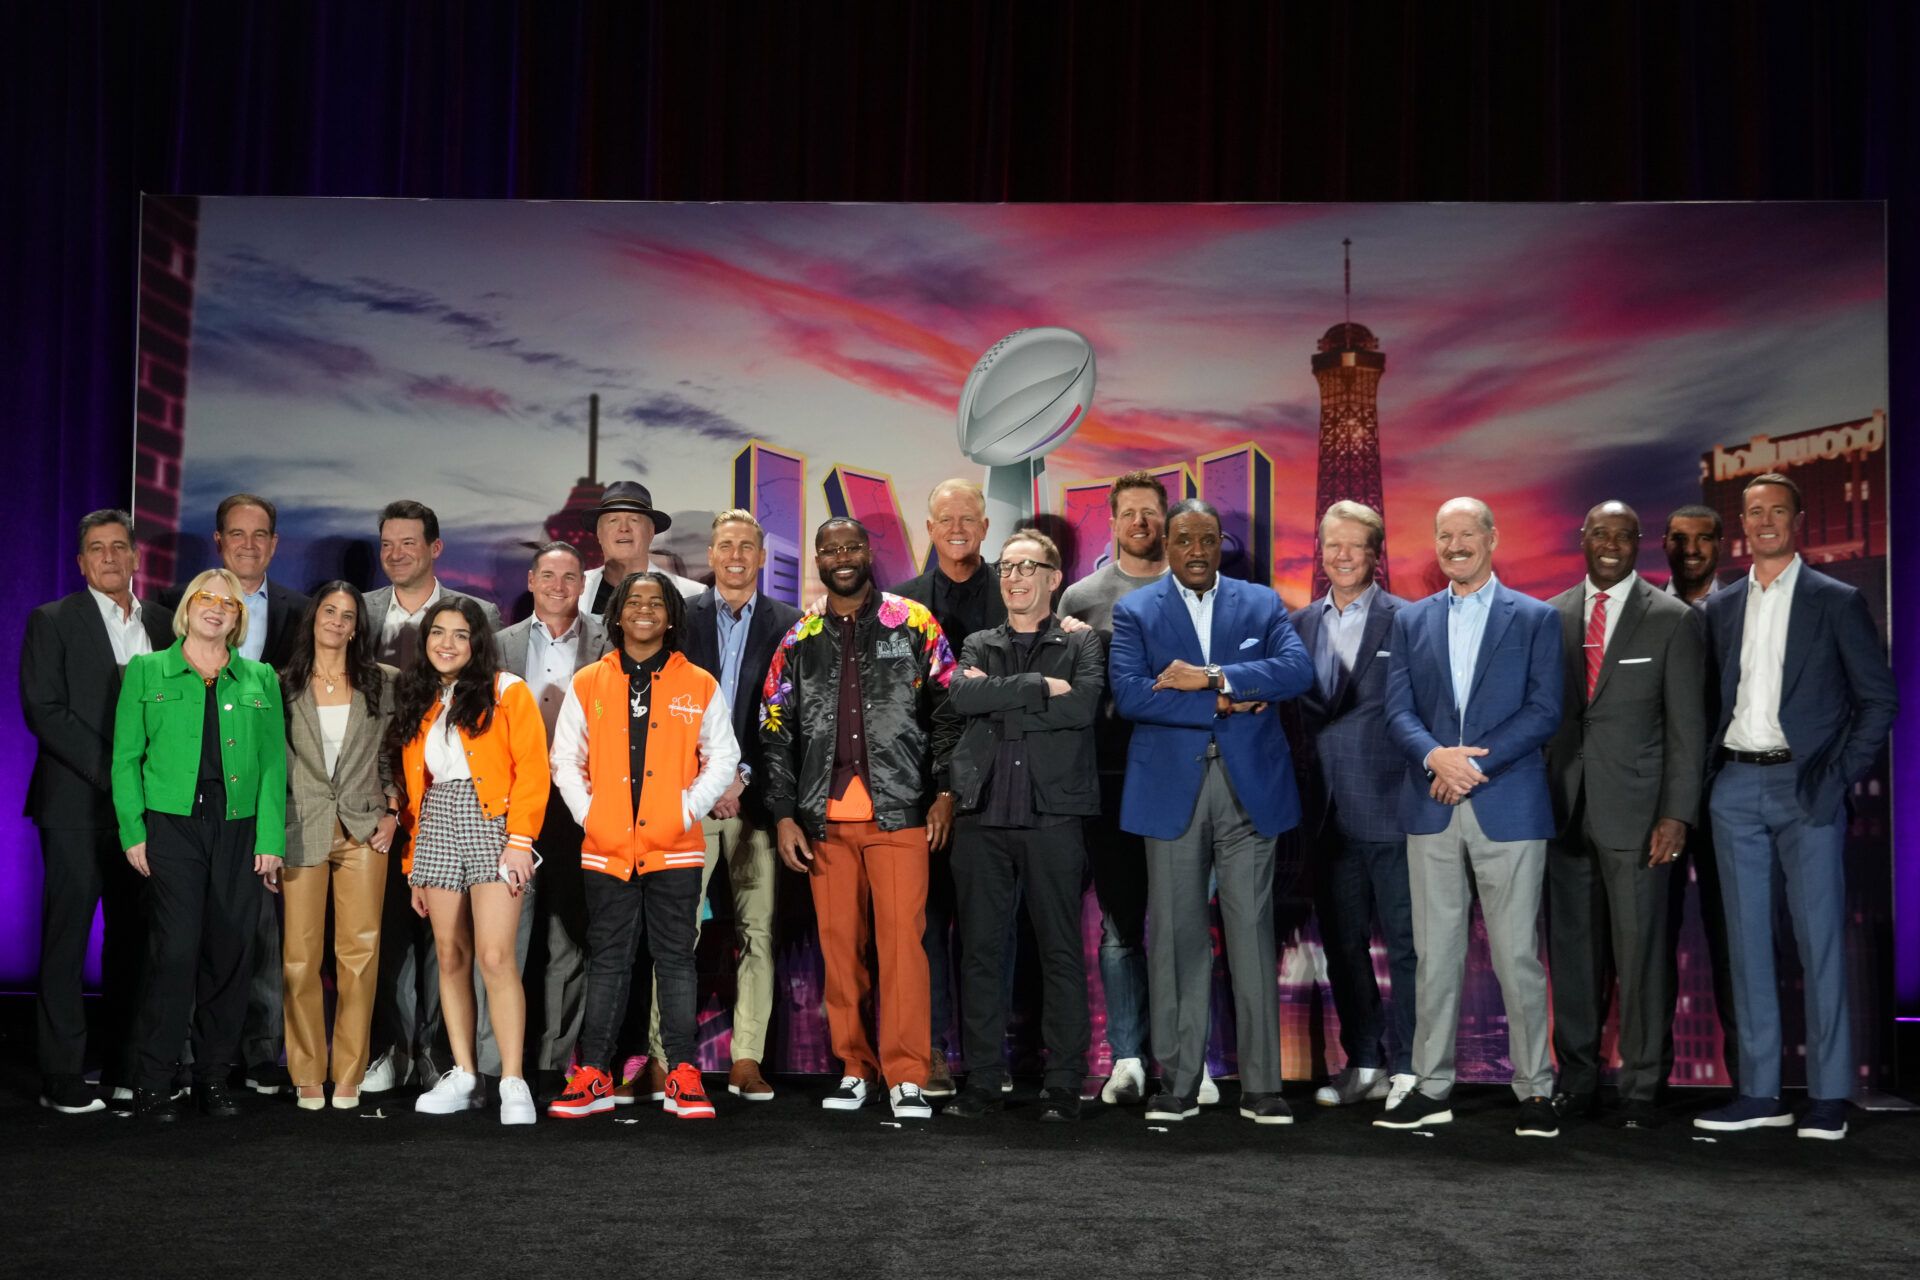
left=1320, top=500, right=1385, bottom=552
left=709, top=508, right=765, bottom=543
left=927, top=478, right=986, bottom=515
left=172, top=567, right=251, bottom=650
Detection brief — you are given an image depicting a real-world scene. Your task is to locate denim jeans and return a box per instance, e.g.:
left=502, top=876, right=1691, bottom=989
left=577, top=867, right=702, bottom=1071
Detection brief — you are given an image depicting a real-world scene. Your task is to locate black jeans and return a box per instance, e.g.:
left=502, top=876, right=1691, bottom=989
left=579, top=867, right=702, bottom=1071
left=36, top=825, right=146, bottom=1084
left=952, top=818, right=1090, bottom=1090
left=130, top=800, right=261, bottom=1092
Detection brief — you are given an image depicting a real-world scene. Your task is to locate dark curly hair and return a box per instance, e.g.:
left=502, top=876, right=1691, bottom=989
left=282, top=581, right=385, bottom=706
left=387, top=595, right=503, bottom=759
left=602, top=570, right=685, bottom=655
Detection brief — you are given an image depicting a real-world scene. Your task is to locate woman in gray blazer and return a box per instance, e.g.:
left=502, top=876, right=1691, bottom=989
left=280, top=582, right=399, bottom=1110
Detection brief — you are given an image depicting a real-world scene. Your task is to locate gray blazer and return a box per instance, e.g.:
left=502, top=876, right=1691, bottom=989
left=284, top=664, right=400, bottom=867
left=496, top=611, right=612, bottom=682
left=1544, top=575, right=1708, bottom=850
left=362, top=583, right=504, bottom=666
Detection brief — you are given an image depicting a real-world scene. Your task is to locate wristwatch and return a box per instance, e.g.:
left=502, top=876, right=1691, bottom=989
left=1205, top=664, right=1223, bottom=690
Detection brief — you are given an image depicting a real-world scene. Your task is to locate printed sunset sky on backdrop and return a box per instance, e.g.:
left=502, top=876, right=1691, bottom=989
left=171, top=198, right=1887, bottom=606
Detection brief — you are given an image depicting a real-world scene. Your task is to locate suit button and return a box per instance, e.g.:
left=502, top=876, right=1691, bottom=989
left=229, top=775, right=238, bottom=783
left=226, top=739, right=235, bottom=747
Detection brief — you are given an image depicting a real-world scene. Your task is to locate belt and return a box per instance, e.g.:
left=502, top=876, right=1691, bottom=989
left=1720, top=747, right=1793, bottom=766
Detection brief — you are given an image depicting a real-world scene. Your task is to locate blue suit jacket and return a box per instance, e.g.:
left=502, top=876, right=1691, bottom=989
left=1704, top=562, right=1898, bottom=822
left=1289, top=588, right=1410, bottom=844
left=1111, top=573, right=1313, bottom=840
left=1384, top=580, right=1562, bottom=841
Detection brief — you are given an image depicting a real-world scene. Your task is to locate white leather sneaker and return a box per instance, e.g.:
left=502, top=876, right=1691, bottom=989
left=1384, top=1073, right=1419, bottom=1111
left=1315, top=1066, right=1389, bottom=1107
left=414, top=1067, right=481, bottom=1115
left=363, top=1047, right=410, bottom=1093
left=1197, top=1069, right=1220, bottom=1106
left=1100, top=1058, right=1148, bottom=1105
left=498, top=1076, right=537, bottom=1126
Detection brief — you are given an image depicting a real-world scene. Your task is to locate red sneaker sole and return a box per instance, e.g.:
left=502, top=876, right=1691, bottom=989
left=547, top=1097, right=616, bottom=1118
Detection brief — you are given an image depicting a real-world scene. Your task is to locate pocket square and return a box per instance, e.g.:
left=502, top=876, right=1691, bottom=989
left=1239, top=637, right=1258, bottom=650
left=1375, top=650, right=1391, bottom=657
left=1616, top=657, right=1652, bottom=665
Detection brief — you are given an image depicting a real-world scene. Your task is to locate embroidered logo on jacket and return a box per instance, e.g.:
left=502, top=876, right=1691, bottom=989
left=668, top=694, right=703, bottom=724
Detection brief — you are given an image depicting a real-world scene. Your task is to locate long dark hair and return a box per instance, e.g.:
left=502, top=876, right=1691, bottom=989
left=282, top=581, right=384, bottom=705
left=388, top=595, right=503, bottom=756
left=602, top=571, right=685, bottom=655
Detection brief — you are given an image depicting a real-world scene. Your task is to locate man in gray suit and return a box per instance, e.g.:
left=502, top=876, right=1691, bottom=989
left=496, top=541, right=609, bottom=1097
left=361, top=499, right=506, bottom=1093
left=1545, top=501, right=1707, bottom=1129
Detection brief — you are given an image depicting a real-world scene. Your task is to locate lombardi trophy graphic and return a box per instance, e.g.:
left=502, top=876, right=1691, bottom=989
left=955, top=327, right=1096, bottom=559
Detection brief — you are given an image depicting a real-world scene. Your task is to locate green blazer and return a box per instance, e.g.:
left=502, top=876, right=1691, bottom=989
left=111, top=640, right=289, bottom=856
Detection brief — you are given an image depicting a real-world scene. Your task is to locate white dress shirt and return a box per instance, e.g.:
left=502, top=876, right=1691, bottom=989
left=525, top=613, right=583, bottom=739
left=1174, top=577, right=1232, bottom=692
left=1583, top=571, right=1637, bottom=656
left=380, top=580, right=445, bottom=666
left=1725, top=555, right=1800, bottom=752
left=91, top=588, right=153, bottom=667
left=423, top=685, right=473, bottom=782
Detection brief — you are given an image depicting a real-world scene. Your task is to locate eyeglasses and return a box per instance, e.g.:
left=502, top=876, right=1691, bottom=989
left=998, top=559, right=1059, bottom=578
left=818, top=542, right=869, bottom=560
left=190, top=591, right=241, bottom=614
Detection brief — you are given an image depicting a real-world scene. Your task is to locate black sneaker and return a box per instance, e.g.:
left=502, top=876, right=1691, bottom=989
left=242, top=1062, right=290, bottom=1095
left=134, top=1088, right=182, bottom=1123
left=1373, top=1088, right=1453, bottom=1129
left=39, top=1075, right=105, bottom=1115
left=1144, top=1092, right=1197, bottom=1122
left=195, top=1081, right=241, bottom=1119
left=1598, top=1098, right=1661, bottom=1130
left=1515, top=1095, right=1560, bottom=1137
left=944, top=1086, right=1002, bottom=1119
left=1037, top=1088, right=1081, bottom=1123
left=1239, top=1092, right=1295, bottom=1125
left=1551, top=1090, right=1597, bottom=1120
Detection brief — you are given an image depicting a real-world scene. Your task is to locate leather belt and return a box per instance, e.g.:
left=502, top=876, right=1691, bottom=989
left=1720, top=747, right=1793, bottom=766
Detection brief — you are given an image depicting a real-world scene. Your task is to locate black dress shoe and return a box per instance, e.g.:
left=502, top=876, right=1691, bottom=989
left=195, top=1081, right=241, bottom=1118
left=1599, top=1098, right=1662, bottom=1130
left=1551, top=1091, right=1597, bottom=1120
left=135, top=1089, right=182, bottom=1122
left=1037, top=1088, right=1081, bottom=1123
left=943, top=1086, right=1003, bottom=1119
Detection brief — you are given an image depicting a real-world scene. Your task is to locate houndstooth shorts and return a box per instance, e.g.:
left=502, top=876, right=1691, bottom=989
left=408, top=779, right=508, bottom=892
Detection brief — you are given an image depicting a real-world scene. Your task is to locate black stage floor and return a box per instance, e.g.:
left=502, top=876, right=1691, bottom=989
left=3, top=1007, right=1918, bottom=1278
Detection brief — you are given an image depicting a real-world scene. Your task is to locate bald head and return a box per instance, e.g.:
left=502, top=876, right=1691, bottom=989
left=1581, top=499, right=1641, bottom=590
left=1434, top=496, right=1497, bottom=594
left=1435, top=496, right=1495, bottom=534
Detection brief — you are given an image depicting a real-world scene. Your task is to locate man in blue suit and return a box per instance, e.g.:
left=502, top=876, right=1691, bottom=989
left=1373, top=497, right=1563, bottom=1138
left=1692, top=472, right=1897, bottom=1141
left=1111, top=499, right=1313, bottom=1125
left=1288, top=500, right=1417, bottom=1112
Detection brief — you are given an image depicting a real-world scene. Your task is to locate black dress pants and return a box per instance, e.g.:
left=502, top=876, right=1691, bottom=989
left=36, top=825, right=146, bottom=1084
left=952, top=818, right=1090, bottom=1090
left=130, top=803, right=261, bottom=1092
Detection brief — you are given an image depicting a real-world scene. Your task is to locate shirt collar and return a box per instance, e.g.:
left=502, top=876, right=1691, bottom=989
left=619, top=647, right=671, bottom=678
left=718, top=592, right=757, bottom=624
left=532, top=613, right=583, bottom=643
left=1448, top=573, right=1499, bottom=608
left=1750, top=554, right=1802, bottom=594
left=89, top=586, right=139, bottom=624
left=1322, top=582, right=1377, bottom=618
left=1175, top=576, right=1219, bottom=607
left=1584, top=571, right=1637, bottom=603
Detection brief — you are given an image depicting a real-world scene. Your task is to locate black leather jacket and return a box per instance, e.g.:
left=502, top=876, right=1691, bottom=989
left=939, top=618, right=1105, bottom=817
left=759, top=591, right=958, bottom=837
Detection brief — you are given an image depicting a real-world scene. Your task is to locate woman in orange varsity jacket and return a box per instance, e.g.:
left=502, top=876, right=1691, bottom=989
left=546, top=571, right=738, bottom=1121
left=387, top=595, right=550, bottom=1126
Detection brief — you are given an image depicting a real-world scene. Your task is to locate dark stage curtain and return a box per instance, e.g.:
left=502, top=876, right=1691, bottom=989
left=2, top=0, right=1915, bottom=991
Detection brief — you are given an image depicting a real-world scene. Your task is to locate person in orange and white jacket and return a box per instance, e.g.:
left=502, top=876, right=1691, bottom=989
left=545, top=571, right=738, bottom=1122
left=388, top=595, right=550, bottom=1127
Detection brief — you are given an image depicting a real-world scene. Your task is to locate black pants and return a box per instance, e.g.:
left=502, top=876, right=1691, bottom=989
left=579, top=867, right=701, bottom=1072
left=130, top=803, right=261, bottom=1092
left=952, top=818, right=1090, bottom=1090
left=36, top=825, right=146, bottom=1084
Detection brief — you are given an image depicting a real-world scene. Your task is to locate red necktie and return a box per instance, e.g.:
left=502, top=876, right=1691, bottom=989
left=1584, top=591, right=1609, bottom=701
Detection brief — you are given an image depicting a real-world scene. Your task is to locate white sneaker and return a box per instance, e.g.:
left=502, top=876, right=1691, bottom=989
left=1100, top=1058, right=1148, bottom=1105
left=821, top=1076, right=871, bottom=1111
left=1315, top=1066, right=1389, bottom=1108
left=364, top=1047, right=410, bottom=1093
left=1197, top=1069, right=1219, bottom=1107
left=1384, top=1073, right=1419, bottom=1111
left=416, top=1050, right=445, bottom=1090
left=498, top=1076, right=537, bottom=1126
left=889, top=1083, right=933, bottom=1119
left=414, top=1067, right=481, bottom=1115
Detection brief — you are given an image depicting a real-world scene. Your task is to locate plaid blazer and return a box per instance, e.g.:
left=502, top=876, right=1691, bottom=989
left=1289, top=589, right=1409, bottom=845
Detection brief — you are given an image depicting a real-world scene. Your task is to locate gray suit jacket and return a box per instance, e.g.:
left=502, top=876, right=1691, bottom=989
left=284, top=664, right=400, bottom=867
left=362, top=583, right=504, bottom=666
left=1545, top=575, right=1708, bottom=850
left=496, top=612, right=612, bottom=684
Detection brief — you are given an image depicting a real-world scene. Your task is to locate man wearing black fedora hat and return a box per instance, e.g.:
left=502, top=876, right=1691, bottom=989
left=581, top=482, right=703, bottom=616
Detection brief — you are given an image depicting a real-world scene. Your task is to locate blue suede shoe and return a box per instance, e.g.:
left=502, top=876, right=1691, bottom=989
left=1692, top=1095, right=1794, bottom=1131
left=1796, top=1099, right=1848, bottom=1141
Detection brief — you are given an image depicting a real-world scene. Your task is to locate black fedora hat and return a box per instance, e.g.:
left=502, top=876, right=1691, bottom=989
left=590, top=480, right=672, bottom=533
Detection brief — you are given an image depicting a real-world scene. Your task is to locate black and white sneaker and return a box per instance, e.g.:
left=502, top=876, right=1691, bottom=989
left=821, top=1076, right=871, bottom=1111
left=1373, top=1089, right=1453, bottom=1129
left=1515, top=1096, right=1560, bottom=1138
left=889, top=1083, right=933, bottom=1119
left=1239, top=1092, right=1295, bottom=1125
left=39, top=1076, right=105, bottom=1115
left=1144, top=1092, right=1198, bottom=1122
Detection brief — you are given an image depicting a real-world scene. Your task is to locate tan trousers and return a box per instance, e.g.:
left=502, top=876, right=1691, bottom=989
left=281, top=827, right=387, bottom=1089
left=647, top=815, right=778, bottom=1065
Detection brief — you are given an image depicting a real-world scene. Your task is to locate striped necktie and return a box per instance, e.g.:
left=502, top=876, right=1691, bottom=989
left=1584, top=591, right=1609, bottom=701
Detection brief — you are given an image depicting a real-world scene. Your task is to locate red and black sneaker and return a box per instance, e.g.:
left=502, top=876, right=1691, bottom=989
left=663, top=1063, right=715, bottom=1120
left=547, top=1065, right=616, bottom=1119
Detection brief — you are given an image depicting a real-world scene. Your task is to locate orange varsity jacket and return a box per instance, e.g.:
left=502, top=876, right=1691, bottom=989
left=398, top=673, right=551, bottom=874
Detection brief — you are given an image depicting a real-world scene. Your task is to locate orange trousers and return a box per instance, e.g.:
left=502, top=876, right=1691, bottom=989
left=808, top=821, right=931, bottom=1089
left=281, top=828, right=387, bottom=1090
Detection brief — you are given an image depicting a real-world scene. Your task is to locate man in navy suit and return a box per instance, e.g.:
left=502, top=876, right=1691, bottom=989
left=1111, top=498, right=1313, bottom=1125
left=1692, top=472, right=1897, bottom=1141
left=1374, top=497, right=1563, bottom=1137
left=1290, top=501, right=1417, bottom=1112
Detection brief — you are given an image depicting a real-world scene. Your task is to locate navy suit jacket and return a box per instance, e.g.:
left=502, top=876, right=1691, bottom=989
left=1384, top=579, right=1562, bottom=841
left=1703, top=562, right=1897, bottom=822
left=682, top=588, right=803, bottom=823
left=1289, top=588, right=1410, bottom=844
left=1111, top=573, right=1313, bottom=840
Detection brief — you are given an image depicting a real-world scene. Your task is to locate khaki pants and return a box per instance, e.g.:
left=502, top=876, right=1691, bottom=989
left=281, top=827, right=387, bottom=1090
left=647, top=815, right=779, bottom=1065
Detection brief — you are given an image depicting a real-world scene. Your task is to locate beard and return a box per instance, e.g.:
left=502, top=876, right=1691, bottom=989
left=822, top=563, right=873, bottom=598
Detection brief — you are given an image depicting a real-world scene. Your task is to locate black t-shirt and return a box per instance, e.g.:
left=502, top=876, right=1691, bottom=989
left=197, top=674, right=225, bottom=785
left=621, top=647, right=670, bottom=814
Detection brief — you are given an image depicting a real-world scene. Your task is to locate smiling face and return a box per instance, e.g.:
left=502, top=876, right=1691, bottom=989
left=998, top=538, right=1060, bottom=622
left=1434, top=501, right=1497, bottom=592
left=313, top=590, right=357, bottom=655
left=815, top=526, right=874, bottom=599
left=1664, top=515, right=1721, bottom=589
left=927, top=488, right=987, bottom=571
left=1110, top=484, right=1166, bottom=565
left=618, top=579, right=670, bottom=653
left=77, top=521, right=137, bottom=600
left=708, top=520, right=767, bottom=596
left=379, top=517, right=440, bottom=592
left=1320, top=517, right=1379, bottom=598
left=187, top=582, right=243, bottom=645
left=1166, top=511, right=1222, bottom=593
left=1741, top=482, right=1803, bottom=563
left=597, top=510, right=655, bottom=573
left=424, top=607, right=473, bottom=681
left=1581, top=504, right=1640, bottom=591
left=214, top=502, right=277, bottom=589
left=527, top=549, right=585, bottom=621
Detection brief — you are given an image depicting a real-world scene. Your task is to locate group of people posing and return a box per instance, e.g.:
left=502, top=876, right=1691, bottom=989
left=21, top=465, right=1895, bottom=1139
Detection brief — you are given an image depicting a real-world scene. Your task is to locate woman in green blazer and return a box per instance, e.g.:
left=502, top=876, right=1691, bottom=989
left=112, top=567, right=287, bottom=1122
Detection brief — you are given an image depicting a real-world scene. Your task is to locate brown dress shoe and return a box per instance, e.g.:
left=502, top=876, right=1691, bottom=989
left=644, top=1058, right=668, bottom=1102
left=925, top=1055, right=956, bottom=1099
left=728, top=1059, right=775, bottom=1101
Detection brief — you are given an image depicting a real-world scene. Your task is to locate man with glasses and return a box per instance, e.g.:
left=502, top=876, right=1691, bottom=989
left=938, top=531, right=1102, bottom=1122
